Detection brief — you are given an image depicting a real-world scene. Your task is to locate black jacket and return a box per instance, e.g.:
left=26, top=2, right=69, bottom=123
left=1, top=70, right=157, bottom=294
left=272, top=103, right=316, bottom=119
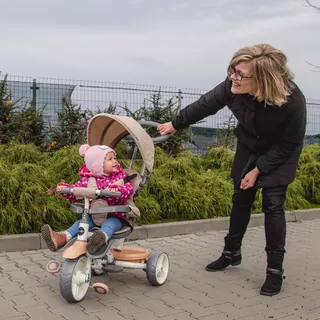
left=172, top=78, right=306, bottom=188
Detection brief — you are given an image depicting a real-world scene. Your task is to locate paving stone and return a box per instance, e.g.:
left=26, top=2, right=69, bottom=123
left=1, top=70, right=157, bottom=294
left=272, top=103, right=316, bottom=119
left=0, top=256, right=10, bottom=264
left=58, top=307, right=100, bottom=320
left=30, top=287, right=72, bottom=310
left=11, top=294, right=39, bottom=308
left=92, top=307, right=128, bottom=320
left=15, top=258, right=40, bottom=267
left=121, top=291, right=156, bottom=304
left=173, top=301, right=223, bottom=318
left=133, top=300, right=182, bottom=317
left=16, top=277, right=45, bottom=289
left=123, top=311, right=160, bottom=320
left=0, top=262, right=20, bottom=272
left=160, top=312, right=195, bottom=320
left=21, top=252, right=43, bottom=257
left=0, top=276, right=13, bottom=286
left=198, top=313, right=237, bottom=320
left=77, top=299, right=114, bottom=313
left=33, top=272, right=57, bottom=282
left=24, top=265, right=46, bottom=275
left=6, top=252, right=28, bottom=259
left=101, top=298, right=149, bottom=315
left=0, top=282, right=25, bottom=297
left=152, top=292, right=193, bottom=306
left=21, top=253, right=48, bottom=262
left=275, top=303, right=320, bottom=320
left=0, top=296, right=28, bottom=319
left=5, top=270, right=32, bottom=280
left=4, top=316, right=30, bottom=320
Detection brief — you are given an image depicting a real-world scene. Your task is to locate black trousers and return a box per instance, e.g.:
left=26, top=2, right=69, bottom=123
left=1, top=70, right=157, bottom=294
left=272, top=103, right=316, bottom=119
left=227, top=183, right=288, bottom=267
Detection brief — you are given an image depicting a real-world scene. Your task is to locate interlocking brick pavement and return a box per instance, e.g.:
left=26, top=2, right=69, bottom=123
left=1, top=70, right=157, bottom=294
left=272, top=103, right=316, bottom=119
left=1, top=219, right=320, bottom=320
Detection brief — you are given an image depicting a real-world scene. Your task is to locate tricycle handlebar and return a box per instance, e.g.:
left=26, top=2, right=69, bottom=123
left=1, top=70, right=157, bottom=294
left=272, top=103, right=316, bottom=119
left=57, top=187, right=121, bottom=198
left=138, top=120, right=171, bottom=144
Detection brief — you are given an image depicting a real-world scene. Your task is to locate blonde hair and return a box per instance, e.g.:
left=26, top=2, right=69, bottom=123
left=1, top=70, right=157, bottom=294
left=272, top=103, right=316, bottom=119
left=228, top=43, right=294, bottom=106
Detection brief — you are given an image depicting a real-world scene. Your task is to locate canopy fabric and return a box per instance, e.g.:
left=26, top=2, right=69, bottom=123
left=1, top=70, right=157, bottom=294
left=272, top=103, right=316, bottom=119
left=87, top=114, right=154, bottom=172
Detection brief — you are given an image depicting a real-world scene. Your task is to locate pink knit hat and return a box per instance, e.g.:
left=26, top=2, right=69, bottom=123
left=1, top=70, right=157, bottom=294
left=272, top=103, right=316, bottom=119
left=79, top=144, right=116, bottom=176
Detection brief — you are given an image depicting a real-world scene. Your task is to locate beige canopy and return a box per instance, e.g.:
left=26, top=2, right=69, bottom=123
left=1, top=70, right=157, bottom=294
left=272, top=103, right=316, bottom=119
left=87, top=114, right=154, bottom=172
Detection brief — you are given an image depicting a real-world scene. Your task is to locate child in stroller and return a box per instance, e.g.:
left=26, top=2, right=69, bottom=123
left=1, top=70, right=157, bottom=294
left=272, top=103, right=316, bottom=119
left=43, top=114, right=170, bottom=303
left=42, top=143, right=135, bottom=254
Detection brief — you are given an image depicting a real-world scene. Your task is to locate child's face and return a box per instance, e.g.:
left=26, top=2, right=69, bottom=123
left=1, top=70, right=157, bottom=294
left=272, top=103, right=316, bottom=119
left=103, top=151, right=118, bottom=175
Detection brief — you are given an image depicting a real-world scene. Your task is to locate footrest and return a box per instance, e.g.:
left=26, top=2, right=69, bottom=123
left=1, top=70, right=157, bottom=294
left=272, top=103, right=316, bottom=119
left=87, top=244, right=108, bottom=259
left=102, top=264, right=124, bottom=273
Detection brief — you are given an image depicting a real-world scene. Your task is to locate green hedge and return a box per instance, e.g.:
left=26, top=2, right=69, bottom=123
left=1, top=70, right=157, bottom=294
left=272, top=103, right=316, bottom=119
left=0, top=143, right=319, bottom=234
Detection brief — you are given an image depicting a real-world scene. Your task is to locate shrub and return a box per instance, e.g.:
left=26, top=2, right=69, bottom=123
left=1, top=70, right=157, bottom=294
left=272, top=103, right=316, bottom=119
left=46, top=145, right=84, bottom=183
left=0, top=143, right=74, bottom=234
left=145, top=153, right=234, bottom=221
left=135, top=189, right=162, bottom=225
left=204, top=146, right=235, bottom=171
left=296, top=144, right=320, bottom=203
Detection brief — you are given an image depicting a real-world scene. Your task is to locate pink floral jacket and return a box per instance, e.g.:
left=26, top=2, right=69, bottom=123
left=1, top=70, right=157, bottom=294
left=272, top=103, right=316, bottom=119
left=57, top=164, right=134, bottom=221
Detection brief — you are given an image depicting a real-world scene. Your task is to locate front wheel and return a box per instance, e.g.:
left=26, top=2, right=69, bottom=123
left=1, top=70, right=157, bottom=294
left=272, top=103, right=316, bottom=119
left=146, top=252, right=169, bottom=286
left=59, top=255, right=91, bottom=303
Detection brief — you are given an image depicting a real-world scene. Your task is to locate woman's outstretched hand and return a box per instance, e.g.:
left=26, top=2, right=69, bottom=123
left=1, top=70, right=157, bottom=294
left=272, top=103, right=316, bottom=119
left=157, top=122, right=176, bottom=135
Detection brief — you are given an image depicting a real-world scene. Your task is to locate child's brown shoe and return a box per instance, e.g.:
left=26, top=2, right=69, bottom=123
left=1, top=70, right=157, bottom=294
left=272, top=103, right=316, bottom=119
left=41, top=224, right=67, bottom=251
left=87, top=230, right=108, bottom=254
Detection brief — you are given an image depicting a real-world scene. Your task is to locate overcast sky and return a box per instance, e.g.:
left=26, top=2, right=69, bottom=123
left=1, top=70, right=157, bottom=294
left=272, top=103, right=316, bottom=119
left=1, top=0, right=320, bottom=99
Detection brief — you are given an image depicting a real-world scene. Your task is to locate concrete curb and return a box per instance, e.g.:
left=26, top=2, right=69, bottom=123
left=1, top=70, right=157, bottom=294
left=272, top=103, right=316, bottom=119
left=1, top=208, right=319, bottom=253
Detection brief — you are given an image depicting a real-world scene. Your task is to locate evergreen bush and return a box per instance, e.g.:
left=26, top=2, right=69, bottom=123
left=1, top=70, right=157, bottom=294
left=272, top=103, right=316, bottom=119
left=0, top=143, right=74, bottom=234
left=296, top=144, right=320, bottom=203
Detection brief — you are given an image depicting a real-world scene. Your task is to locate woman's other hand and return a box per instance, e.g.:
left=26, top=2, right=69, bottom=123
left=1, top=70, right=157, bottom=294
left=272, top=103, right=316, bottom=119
left=157, top=122, right=176, bottom=135
left=240, top=167, right=260, bottom=190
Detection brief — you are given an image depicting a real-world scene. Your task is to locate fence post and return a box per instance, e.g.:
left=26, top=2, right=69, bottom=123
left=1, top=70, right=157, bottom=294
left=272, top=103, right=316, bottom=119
left=177, top=89, right=183, bottom=111
left=30, top=78, right=39, bottom=110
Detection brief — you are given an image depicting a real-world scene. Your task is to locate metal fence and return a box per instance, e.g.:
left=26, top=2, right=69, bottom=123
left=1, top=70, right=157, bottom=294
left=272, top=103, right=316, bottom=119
left=1, top=73, right=320, bottom=149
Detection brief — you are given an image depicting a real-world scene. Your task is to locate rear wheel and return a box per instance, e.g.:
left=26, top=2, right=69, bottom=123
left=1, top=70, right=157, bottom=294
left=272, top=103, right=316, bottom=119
left=146, top=252, right=169, bottom=286
left=59, top=256, right=91, bottom=303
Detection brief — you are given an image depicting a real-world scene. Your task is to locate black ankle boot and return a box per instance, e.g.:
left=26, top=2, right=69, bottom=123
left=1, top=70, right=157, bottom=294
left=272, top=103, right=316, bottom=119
left=205, top=249, right=241, bottom=271
left=260, top=268, right=284, bottom=296
left=205, top=236, right=242, bottom=272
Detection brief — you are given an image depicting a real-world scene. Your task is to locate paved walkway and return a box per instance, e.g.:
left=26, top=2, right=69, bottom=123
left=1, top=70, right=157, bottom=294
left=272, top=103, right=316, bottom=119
left=0, top=219, right=320, bottom=320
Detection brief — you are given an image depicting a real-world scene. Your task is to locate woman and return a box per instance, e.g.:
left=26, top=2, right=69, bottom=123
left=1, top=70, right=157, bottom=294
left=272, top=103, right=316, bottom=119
left=158, top=43, right=306, bottom=296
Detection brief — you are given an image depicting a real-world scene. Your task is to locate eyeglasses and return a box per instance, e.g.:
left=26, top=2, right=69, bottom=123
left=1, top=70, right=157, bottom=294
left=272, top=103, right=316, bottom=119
left=228, top=68, right=253, bottom=81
